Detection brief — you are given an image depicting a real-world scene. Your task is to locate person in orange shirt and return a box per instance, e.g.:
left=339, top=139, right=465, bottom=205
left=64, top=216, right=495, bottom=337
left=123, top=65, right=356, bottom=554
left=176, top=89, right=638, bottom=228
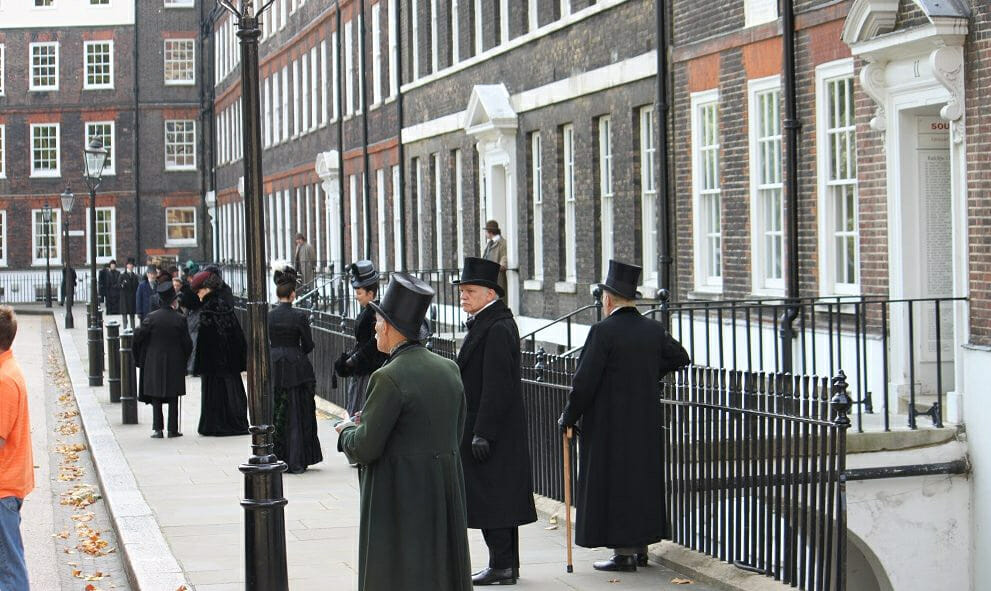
left=0, top=306, right=32, bottom=591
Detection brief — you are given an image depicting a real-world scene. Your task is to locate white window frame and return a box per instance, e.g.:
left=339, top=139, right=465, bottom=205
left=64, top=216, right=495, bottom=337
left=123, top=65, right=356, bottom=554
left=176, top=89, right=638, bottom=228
left=331, top=32, right=340, bottom=120
left=30, top=123, right=61, bottom=178
left=30, top=42, right=59, bottom=91
left=32, top=208, right=62, bottom=266
left=392, top=165, right=402, bottom=271
left=640, top=106, right=658, bottom=287
left=376, top=169, right=388, bottom=270
left=372, top=2, right=383, bottom=105
left=451, top=0, right=460, bottom=64
left=349, top=175, right=359, bottom=261
left=0, top=125, right=5, bottom=179
left=0, top=44, right=5, bottom=96
left=164, top=0, right=195, bottom=6
left=499, top=0, right=509, bottom=44
left=83, top=40, right=114, bottom=90
left=474, top=0, right=483, bottom=56
left=561, top=0, right=571, bottom=18
left=411, top=0, right=420, bottom=80
left=165, top=206, right=197, bottom=246
left=85, top=206, right=117, bottom=264
left=414, top=159, right=425, bottom=268
left=562, top=124, right=577, bottom=284
left=292, top=59, right=300, bottom=136
left=164, top=38, right=196, bottom=86
left=264, top=75, right=272, bottom=147
left=281, top=65, right=289, bottom=139
left=598, top=116, right=613, bottom=280
left=164, top=119, right=197, bottom=171
left=388, top=0, right=398, bottom=97
left=309, top=46, right=318, bottom=129
left=272, top=71, right=282, bottom=144
left=528, top=0, right=538, bottom=32
left=320, top=40, right=330, bottom=125
left=815, top=59, right=859, bottom=296
left=433, top=153, right=443, bottom=267
left=748, top=75, right=784, bottom=295
left=691, top=89, right=723, bottom=293
left=530, top=132, right=544, bottom=283
left=344, top=20, right=354, bottom=116
left=85, top=121, right=116, bottom=176
left=0, top=211, right=7, bottom=267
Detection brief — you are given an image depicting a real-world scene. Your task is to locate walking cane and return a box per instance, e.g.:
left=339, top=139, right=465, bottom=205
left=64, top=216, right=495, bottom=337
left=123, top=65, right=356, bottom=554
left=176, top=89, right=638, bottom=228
left=563, top=426, right=574, bottom=573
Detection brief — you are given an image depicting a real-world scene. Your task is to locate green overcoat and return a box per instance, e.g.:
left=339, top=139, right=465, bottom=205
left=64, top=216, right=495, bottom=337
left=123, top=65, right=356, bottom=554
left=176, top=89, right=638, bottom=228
left=338, top=343, right=473, bottom=591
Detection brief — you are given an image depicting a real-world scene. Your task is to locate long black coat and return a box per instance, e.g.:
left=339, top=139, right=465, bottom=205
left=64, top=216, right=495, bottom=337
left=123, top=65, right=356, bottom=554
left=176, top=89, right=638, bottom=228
left=457, top=299, right=537, bottom=529
left=347, top=304, right=388, bottom=376
left=268, top=302, right=315, bottom=388
left=100, top=268, right=122, bottom=314
left=561, top=306, right=690, bottom=548
left=192, top=290, right=247, bottom=377
left=117, top=270, right=139, bottom=313
left=133, top=307, right=193, bottom=402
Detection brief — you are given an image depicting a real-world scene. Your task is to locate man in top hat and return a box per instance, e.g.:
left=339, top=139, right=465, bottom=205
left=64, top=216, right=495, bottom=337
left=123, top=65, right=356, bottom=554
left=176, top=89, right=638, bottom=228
left=559, top=259, right=690, bottom=572
left=334, top=260, right=388, bottom=416
left=336, top=274, right=472, bottom=591
left=117, top=257, right=140, bottom=329
left=99, top=259, right=122, bottom=315
left=454, top=257, right=536, bottom=586
left=481, top=221, right=508, bottom=298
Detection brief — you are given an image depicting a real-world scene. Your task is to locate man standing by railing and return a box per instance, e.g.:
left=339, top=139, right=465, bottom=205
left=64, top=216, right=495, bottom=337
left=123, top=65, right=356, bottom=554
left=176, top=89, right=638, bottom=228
left=454, top=257, right=537, bottom=586
left=559, top=260, right=690, bottom=572
left=293, top=233, right=317, bottom=288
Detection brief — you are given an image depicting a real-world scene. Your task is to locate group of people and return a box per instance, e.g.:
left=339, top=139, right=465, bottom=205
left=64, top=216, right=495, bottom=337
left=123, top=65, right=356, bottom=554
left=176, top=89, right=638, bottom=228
left=330, top=251, right=690, bottom=589
left=130, top=262, right=250, bottom=438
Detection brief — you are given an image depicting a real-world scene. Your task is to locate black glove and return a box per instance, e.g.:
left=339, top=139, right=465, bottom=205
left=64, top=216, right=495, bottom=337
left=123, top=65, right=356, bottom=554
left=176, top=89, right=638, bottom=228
left=471, top=435, right=491, bottom=463
left=334, top=352, right=352, bottom=378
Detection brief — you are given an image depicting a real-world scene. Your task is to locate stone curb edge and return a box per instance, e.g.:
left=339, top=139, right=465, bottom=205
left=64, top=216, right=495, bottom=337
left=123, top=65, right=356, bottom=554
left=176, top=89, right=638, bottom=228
left=49, top=314, right=190, bottom=591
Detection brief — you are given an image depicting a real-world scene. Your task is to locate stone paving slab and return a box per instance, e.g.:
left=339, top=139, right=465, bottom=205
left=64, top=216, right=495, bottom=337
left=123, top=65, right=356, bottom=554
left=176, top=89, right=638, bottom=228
left=56, top=312, right=717, bottom=591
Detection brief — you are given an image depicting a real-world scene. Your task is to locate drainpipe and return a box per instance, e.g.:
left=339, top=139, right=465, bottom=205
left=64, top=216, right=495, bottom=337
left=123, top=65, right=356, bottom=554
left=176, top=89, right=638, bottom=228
left=336, top=4, right=346, bottom=269
left=132, top=0, right=141, bottom=262
left=395, top=0, right=407, bottom=271
left=780, top=0, right=801, bottom=373
left=200, top=4, right=220, bottom=261
left=655, top=0, right=673, bottom=306
left=359, top=0, right=372, bottom=258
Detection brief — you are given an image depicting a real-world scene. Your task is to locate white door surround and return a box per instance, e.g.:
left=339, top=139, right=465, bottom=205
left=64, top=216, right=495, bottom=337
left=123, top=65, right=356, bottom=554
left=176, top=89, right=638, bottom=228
left=464, top=84, right=520, bottom=311
left=316, top=150, right=343, bottom=275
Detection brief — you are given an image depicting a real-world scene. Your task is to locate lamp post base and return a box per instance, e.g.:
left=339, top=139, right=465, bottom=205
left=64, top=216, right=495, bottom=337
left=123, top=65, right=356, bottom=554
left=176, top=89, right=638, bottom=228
left=87, top=303, right=103, bottom=387
left=65, top=311, right=74, bottom=329
left=239, top=425, right=289, bottom=591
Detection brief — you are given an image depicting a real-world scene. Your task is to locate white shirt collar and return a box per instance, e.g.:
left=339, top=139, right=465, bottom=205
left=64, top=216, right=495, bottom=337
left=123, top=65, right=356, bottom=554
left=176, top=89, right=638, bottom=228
left=490, top=234, right=502, bottom=242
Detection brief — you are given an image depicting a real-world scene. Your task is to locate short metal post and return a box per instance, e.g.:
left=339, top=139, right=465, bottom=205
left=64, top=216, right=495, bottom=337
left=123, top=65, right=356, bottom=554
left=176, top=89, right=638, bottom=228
left=119, top=329, right=138, bottom=425
left=106, top=321, right=121, bottom=403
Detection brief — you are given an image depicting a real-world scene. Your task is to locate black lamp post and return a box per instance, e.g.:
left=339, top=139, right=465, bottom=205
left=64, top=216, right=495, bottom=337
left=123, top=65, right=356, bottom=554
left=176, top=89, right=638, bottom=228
left=42, top=203, right=53, bottom=308
left=61, top=187, right=76, bottom=329
left=214, top=3, right=288, bottom=590
left=84, top=138, right=109, bottom=386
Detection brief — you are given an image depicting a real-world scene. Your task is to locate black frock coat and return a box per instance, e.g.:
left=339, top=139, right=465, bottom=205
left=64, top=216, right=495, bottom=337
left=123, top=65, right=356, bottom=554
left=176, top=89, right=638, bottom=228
left=457, top=299, right=537, bottom=529
left=117, top=270, right=139, bottom=313
left=561, top=306, right=690, bottom=548
left=268, top=302, right=316, bottom=388
left=100, top=268, right=122, bottom=314
left=133, top=307, right=193, bottom=402
left=347, top=304, right=388, bottom=376
left=192, top=291, right=247, bottom=377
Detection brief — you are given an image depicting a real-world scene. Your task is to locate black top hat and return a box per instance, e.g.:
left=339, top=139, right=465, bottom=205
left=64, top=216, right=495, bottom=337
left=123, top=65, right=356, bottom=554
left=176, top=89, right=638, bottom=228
left=484, top=220, right=501, bottom=234
left=273, top=264, right=301, bottom=287
left=452, top=257, right=504, bottom=297
left=349, top=260, right=379, bottom=289
left=368, top=273, right=434, bottom=341
left=126, top=257, right=136, bottom=265
left=599, top=259, right=642, bottom=300
left=156, top=282, right=177, bottom=305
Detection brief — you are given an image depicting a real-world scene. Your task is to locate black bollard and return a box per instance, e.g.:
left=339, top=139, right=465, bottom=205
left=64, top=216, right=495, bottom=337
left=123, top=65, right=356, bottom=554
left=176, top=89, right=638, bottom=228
left=106, top=322, right=121, bottom=403
left=119, top=328, right=138, bottom=425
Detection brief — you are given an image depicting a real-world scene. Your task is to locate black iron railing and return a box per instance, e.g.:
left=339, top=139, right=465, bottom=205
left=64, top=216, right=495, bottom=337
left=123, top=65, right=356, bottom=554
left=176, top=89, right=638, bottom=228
left=0, top=268, right=91, bottom=303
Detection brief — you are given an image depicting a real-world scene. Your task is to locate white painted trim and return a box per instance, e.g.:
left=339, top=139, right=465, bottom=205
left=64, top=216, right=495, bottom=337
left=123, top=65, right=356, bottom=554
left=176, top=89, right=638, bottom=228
left=747, top=75, right=784, bottom=297
left=29, top=122, right=61, bottom=178
left=401, top=50, right=656, bottom=143
left=690, top=88, right=722, bottom=294
left=83, top=39, right=115, bottom=90
left=814, top=58, right=858, bottom=297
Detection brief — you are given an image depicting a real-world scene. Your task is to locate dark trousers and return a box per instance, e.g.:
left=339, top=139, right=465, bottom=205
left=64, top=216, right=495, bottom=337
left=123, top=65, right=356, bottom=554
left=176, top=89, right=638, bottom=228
left=482, top=527, right=519, bottom=569
left=120, top=295, right=136, bottom=329
left=152, top=398, right=179, bottom=433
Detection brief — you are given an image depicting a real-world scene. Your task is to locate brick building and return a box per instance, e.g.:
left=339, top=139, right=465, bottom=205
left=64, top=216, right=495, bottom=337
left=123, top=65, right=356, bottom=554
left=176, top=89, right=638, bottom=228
left=0, top=0, right=208, bottom=299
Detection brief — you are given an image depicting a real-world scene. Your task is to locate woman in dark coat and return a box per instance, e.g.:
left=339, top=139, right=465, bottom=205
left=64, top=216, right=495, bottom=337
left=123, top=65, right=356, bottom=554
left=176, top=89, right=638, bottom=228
left=190, top=271, right=249, bottom=436
left=268, top=264, right=322, bottom=473
left=333, top=260, right=388, bottom=416
left=133, top=283, right=193, bottom=438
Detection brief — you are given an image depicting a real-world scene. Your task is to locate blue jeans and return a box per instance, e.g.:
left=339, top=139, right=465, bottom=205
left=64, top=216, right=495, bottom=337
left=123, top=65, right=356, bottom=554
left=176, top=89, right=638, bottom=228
left=0, top=496, right=29, bottom=591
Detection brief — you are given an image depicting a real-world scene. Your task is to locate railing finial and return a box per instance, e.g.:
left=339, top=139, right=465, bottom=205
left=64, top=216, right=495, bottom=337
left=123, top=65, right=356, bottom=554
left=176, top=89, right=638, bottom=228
left=831, top=370, right=852, bottom=427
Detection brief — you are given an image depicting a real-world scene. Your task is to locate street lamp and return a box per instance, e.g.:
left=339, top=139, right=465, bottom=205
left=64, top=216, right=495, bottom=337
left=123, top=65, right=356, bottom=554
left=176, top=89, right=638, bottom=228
left=214, top=2, right=288, bottom=590
left=42, top=203, right=53, bottom=308
left=61, top=187, right=76, bottom=329
left=84, top=138, right=109, bottom=386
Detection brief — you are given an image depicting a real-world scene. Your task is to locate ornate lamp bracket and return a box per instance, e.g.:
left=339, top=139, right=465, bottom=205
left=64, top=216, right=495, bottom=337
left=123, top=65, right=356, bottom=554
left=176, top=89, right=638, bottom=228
left=860, top=60, right=888, bottom=134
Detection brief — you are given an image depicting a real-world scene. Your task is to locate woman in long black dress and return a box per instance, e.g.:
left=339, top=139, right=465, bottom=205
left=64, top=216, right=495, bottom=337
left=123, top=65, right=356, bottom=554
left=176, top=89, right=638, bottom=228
left=333, top=260, right=388, bottom=416
left=268, top=264, right=322, bottom=473
left=190, top=271, right=250, bottom=436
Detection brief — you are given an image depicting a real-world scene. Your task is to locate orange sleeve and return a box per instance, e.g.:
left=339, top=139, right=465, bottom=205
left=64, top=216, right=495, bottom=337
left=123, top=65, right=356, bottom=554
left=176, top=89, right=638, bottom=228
left=0, top=375, right=18, bottom=441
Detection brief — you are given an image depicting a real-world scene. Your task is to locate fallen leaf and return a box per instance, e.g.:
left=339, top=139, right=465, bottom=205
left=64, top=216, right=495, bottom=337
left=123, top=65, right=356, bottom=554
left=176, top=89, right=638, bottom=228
left=671, top=577, right=693, bottom=584
left=608, top=578, right=620, bottom=583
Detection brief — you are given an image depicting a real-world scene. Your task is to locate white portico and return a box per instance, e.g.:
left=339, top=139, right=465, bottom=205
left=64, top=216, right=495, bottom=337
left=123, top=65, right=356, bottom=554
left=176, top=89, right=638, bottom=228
left=464, top=84, right=521, bottom=312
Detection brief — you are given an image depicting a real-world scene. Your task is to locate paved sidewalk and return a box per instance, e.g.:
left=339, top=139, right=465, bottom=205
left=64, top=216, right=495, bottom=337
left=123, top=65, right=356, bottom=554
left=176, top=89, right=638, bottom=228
left=53, top=311, right=714, bottom=591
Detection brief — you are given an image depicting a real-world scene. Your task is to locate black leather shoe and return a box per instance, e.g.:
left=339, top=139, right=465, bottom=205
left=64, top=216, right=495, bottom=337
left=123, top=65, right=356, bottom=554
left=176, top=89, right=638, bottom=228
left=593, top=555, right=637, bottom=572
left=150, top=430, right=164, bottom=439
left=636, top=553, right=649, bottom=567
left=472, top=567, right=516, bottom=585
left=167, top=431, right=183, bottom=438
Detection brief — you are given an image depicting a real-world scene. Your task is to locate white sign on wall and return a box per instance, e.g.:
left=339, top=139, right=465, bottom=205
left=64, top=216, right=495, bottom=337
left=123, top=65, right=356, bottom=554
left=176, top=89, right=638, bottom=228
left=745, top=0, right=778, bottom=28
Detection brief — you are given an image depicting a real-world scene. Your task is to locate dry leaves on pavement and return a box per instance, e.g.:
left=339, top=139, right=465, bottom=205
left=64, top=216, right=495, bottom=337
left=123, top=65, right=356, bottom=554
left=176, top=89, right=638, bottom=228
left=671, top=577, right=694, bottom=584
left=60, top=484, right=102, bottom=509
